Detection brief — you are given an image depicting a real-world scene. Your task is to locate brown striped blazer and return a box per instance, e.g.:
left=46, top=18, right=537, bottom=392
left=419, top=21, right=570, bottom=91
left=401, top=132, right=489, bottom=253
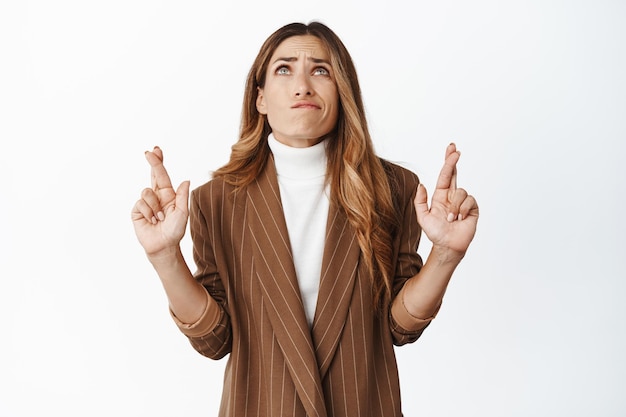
left=172, top=157, right=433, bottom=417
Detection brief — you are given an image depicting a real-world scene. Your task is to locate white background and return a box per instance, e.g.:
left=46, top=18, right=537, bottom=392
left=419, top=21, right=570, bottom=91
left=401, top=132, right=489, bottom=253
left=1, top=1, right=625, bottom=416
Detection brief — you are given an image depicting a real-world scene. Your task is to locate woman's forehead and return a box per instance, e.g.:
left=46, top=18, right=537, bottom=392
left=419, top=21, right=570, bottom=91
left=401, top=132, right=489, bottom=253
left=271, top=35, right=330, bottom=60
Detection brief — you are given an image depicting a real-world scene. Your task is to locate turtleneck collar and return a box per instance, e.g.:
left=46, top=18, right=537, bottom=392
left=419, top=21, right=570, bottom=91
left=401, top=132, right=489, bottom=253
left=268, top=133, right=328, bottom=180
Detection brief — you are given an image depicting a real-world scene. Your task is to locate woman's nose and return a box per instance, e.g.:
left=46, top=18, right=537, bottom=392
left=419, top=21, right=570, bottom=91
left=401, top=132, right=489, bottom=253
left=294, top=73, right=313, bottom=97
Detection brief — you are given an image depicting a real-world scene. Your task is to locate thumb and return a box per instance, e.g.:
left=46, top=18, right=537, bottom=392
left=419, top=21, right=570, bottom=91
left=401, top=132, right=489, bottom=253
left=175, top=180, right=191, bottom=213
left=413, top=183, right=429, bottom=224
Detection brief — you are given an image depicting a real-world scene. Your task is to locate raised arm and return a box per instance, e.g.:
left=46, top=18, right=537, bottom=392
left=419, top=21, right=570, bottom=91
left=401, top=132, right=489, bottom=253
left=392, top=143, right=479, bottom=330
left=131, top=146, right=215, bottom=325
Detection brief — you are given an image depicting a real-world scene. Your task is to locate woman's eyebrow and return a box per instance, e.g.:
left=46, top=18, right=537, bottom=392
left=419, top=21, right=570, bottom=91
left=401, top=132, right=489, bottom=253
left=272, top=57, right=330, bottom=65
left=310, top=57, right=330, bottom=65
left=272, top=57, right=297, bottom=64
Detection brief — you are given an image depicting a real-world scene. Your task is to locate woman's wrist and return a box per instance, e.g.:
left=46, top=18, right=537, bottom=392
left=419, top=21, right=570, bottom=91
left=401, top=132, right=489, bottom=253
left=429, top=244, right=465, bottom=266
left=147, top=245, right=184, bottom=269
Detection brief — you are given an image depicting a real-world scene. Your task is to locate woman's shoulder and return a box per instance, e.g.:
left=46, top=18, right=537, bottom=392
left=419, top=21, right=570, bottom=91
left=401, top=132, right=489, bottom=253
left=380, top=159, right=420, bottom=194
left=190, top=175, right=240, bottom=207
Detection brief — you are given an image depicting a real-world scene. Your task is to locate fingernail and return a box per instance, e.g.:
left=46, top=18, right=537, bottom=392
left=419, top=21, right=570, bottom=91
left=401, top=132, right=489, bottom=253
left=151, top=216, right=157, bottom=224
left=157, top=211, right=165, bottom=221
left=458, top=214, right=463, bottom=221
left=447, top=213, right=455, bottom=222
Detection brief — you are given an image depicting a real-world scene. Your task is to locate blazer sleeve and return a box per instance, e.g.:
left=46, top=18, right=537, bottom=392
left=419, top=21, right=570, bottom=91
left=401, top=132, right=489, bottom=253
left=387, top=165, right=437, bottom=346
left=170, top=182, right=233, bottom=360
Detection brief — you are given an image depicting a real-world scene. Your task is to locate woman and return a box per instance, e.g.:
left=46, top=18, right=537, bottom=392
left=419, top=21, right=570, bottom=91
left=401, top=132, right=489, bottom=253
left=132, top=22, right=478, bottom=417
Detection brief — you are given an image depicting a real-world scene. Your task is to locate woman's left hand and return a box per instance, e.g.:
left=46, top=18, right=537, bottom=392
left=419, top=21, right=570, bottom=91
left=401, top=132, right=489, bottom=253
left=414, top=143, right=479, bottom=259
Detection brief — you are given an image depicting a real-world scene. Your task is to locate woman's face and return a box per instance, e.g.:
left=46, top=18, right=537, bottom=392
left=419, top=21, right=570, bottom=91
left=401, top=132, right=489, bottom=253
left=256, top=35, right=339, bottom=148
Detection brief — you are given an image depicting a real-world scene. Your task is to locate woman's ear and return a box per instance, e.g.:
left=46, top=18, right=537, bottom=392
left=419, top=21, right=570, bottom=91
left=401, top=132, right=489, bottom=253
left=256, top=87, right=267, bottom=114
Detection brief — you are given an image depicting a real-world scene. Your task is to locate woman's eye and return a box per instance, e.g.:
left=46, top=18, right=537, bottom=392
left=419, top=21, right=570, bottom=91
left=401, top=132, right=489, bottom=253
left=276, top=66, right=290, bottom=75
left=314, top=67, right=330, bottom=76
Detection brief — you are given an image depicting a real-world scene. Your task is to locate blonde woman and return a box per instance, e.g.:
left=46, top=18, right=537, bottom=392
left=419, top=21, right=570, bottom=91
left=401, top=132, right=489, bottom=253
left=132, top=21, right=478, bottom=417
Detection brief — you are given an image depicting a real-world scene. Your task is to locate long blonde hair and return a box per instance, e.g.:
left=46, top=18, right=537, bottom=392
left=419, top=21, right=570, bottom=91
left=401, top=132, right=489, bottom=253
left=213, top=22, right=399, bottom=311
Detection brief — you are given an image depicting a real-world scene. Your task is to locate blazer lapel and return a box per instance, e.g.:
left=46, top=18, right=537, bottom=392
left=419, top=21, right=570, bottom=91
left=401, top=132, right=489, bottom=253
left=311, top=202, right=360, bottom=378
left=246, top=158, right=327, bottom=417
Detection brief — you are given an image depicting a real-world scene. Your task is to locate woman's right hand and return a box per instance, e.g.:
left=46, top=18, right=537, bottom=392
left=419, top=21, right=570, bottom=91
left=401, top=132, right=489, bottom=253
left=131, top=146, right=190, bottom=258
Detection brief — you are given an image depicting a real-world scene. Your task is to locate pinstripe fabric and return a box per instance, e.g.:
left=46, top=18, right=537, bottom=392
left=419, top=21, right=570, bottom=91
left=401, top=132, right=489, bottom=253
left=183, top=157, right=429, bottom=417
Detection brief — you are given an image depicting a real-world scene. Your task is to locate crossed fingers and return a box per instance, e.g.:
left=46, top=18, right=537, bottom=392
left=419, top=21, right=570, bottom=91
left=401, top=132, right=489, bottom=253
left=436, top=143, right=477, bottom=222
left=133, top=146, right=175, bottom=225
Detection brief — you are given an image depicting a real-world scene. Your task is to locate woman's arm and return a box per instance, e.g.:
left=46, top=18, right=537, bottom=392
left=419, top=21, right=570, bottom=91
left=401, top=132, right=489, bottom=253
left=391, top=143, right=479, bottom=331
left=131, top=146, right=218, bottom=325
left=146, top=245, right=217, bottom=326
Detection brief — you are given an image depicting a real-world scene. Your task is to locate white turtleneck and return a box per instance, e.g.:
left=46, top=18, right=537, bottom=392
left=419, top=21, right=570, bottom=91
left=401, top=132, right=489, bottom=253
left=268, top=134, right=329, bottom=326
